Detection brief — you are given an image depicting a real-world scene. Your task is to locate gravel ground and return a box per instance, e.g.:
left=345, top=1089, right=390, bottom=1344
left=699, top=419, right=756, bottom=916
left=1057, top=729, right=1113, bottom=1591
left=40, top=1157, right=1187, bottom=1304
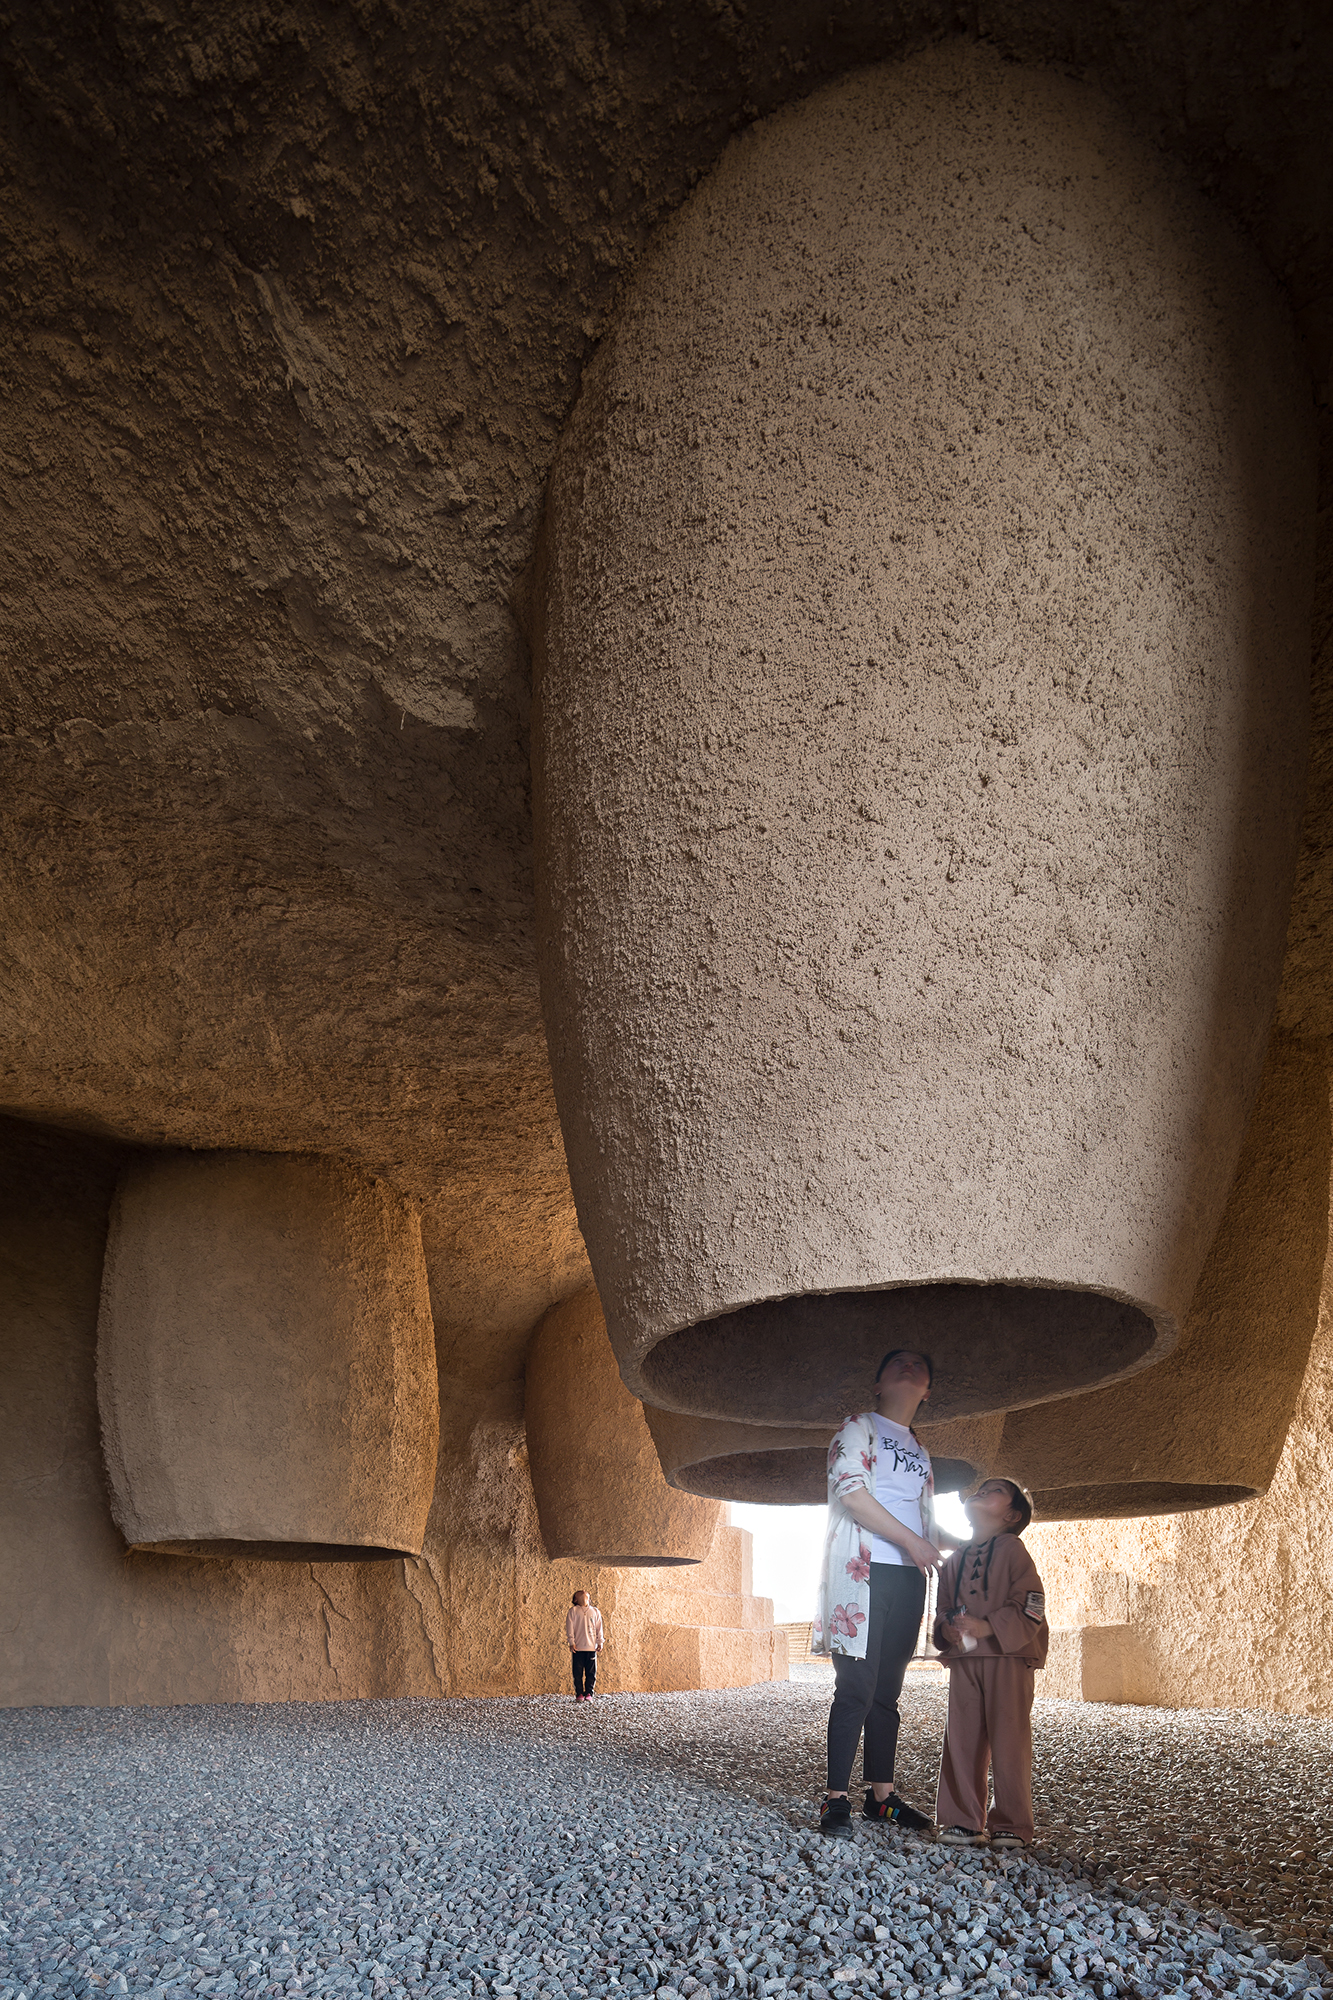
left=2, top=1681, right=1330, bottom=2000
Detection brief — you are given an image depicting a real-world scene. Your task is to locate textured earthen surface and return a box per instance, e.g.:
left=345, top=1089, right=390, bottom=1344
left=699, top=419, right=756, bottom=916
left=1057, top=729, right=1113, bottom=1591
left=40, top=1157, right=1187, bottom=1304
left=535, top=43, right=1314, bottom=1430
left=917, top=1413, right=1006, bottom=1493
left=524, top=1290, right=719, bottom=1564
left=1029, top=1167, right=1333, bottom=1715
left=1028, top=1309, right=1333, bottom=1714
left=999, top=1036, right=1331, bottom=1518
left=0, top=3, right=1326, bottom=1216
left=1, top=1120, right=781, bottom=1704
left=1, top=1, right=1333, bottom=1711
left=97, top=1152, right=440, bottom=1558
left=646, top=1406, right=978, bottom=1505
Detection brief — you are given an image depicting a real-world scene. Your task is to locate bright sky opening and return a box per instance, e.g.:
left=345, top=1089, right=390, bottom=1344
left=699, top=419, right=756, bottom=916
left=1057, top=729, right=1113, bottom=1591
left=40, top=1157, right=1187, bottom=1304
left=730, top=1490, right=973, bottom=1624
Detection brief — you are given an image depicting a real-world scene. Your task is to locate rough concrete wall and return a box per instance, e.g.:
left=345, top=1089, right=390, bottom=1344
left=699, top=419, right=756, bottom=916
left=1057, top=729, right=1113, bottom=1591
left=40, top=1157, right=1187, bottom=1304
left=1026, top=1187, right=1333, bottom=1715
left=0, top=1119, right=781, bottom=1707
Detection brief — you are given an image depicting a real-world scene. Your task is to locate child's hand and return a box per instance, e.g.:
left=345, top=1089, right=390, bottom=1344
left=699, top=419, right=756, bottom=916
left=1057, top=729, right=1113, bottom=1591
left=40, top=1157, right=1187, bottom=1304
left=938, top=1620, right=961, bottom=1648
left=955, top=1613, right=993, bottom=1640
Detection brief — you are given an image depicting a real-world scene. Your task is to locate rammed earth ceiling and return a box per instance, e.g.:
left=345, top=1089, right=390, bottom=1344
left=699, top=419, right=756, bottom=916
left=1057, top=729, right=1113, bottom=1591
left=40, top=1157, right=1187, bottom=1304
left=3, top=1, right=1333, bottom=1711
left=0, top=0, right=1330, bottom=1225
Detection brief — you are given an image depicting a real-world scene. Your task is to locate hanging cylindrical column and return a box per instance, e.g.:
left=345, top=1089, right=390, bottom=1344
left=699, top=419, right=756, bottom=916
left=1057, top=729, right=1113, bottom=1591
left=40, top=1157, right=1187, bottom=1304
left=645, top=1406, right=985, bottom=1505
left=534, top=42, right=1314, bottom=1430
left=917, top=1414, right=1006, bottom=1496
left=97, top=1152, right=439, bottom=1560
left=996, top=1036, right=1331, bottom=1518
left=645, top=1409, right=833, bottom=1505
left=525, top=1290, right=720, bottom=1564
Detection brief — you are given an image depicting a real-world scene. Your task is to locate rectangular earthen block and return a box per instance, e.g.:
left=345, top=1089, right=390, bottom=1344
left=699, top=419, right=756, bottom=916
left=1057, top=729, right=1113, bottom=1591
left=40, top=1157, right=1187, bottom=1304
left=643, top=1587, right=736, bottom=1629
left=691, top=1523, right=746, bottom=1598
left=638, top=1621, right=704, bottom=1691
left=638, top=1622, right=786, bottom=1690
left=1042, top=1628, right=1085, bottom=1701
left=694, top=1626, right=776, bottom=1689
left=645, top=1586, right=776, bottom=1632
left=1043, top=1625, right=1145, bottom=1704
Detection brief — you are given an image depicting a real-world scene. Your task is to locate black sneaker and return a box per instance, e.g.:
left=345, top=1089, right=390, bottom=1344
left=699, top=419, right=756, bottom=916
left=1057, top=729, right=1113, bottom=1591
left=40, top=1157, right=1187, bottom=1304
left=937, top=1825, right=987, bottom=1846
left=863, top=1788, right=934, bottom=1833
left=819, top=1793, right=855, bottom=1840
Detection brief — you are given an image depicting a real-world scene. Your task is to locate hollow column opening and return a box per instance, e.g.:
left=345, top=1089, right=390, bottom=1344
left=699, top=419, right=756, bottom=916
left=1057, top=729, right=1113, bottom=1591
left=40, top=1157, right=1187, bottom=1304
left=1031, top=1482, right=1256, bottom=1521
left=669, top=1447, right=977, bottom=1507
left=130, top=1540, right=415, bottom=1563
left=640, top=1282, right=1159, bottom=1428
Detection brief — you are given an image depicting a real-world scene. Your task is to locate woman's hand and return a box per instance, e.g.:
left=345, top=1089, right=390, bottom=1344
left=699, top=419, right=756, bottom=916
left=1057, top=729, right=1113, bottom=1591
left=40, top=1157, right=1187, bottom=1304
left=840, top=1488, right=943, bottom=1572
left=903, top=1530, right=945, bottom=1575
left=955, top=1612, right=993, bottom=1639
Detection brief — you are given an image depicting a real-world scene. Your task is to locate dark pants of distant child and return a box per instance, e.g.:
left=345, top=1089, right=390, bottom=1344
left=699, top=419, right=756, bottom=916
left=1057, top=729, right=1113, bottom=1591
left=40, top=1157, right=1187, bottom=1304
left=572, top=1650, right=597, bottom=1698
left=827, top=1563, right=926, bottom=1790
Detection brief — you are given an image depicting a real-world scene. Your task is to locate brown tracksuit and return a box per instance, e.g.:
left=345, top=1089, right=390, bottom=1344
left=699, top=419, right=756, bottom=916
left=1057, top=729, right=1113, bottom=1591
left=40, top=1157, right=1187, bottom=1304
left=933, top=1532, right=1049, bottom=1841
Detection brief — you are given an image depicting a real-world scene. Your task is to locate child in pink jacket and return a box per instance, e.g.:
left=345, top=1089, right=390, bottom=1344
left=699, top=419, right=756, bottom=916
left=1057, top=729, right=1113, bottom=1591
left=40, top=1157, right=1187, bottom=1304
left=566, top=1590, right=604, bottom=1703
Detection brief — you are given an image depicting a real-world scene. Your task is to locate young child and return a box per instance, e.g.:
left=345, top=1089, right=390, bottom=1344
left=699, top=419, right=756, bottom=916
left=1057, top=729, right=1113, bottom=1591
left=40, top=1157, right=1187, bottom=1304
left=565, top=1589, right=604, bottom=1703
left=933, top=1478, right=1048, bottom=1848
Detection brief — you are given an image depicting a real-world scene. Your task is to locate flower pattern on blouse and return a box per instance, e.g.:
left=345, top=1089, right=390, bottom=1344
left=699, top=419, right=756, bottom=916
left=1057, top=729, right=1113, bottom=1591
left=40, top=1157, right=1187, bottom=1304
left=811, top=1410, right=936, bottom=1659
left=829, top=1602, right=866, bottom=1640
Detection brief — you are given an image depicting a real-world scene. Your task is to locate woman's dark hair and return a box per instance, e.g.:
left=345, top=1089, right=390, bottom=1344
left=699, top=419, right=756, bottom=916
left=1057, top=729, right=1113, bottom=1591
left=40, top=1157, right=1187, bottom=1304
left=995, top=1480, right=1033, bottom=1534
left=874, top=1347, right=935, bottom=1391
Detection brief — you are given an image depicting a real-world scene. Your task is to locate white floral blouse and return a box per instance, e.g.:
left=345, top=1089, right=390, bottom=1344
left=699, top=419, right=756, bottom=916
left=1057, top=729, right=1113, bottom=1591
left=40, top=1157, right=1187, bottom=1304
left=811, top=1410, right=936, bottom=1659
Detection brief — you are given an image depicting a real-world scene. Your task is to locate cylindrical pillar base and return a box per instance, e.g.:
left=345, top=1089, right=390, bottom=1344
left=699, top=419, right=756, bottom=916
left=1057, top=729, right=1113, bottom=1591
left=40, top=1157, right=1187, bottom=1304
left=97, top=1151, right=440, bottom=1560
left=525, top=1291, right=720, bottom=1564
left=998, top=1037, right=1331, bottom=1518
left=535, top=41, right=1314, bottom=1431
left=646, top=1406, right=983, bottom=1505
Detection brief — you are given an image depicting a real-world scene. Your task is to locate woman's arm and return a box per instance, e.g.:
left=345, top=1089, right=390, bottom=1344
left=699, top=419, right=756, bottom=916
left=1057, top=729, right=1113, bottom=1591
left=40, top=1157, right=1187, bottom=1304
left=841, top=1487, right=943, bottom=1574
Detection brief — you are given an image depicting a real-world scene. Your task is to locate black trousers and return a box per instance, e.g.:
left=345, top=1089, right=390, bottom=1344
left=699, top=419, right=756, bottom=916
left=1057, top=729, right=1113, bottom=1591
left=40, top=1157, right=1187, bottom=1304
left=572, top=1650, right=597, bottom=1696
left=827, top=1563, right=926, bottom=1790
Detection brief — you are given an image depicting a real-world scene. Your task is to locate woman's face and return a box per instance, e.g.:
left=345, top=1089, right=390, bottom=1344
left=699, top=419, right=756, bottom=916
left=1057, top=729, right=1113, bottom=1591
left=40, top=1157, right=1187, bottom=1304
left=874, top=1349, right=932, bottom=1407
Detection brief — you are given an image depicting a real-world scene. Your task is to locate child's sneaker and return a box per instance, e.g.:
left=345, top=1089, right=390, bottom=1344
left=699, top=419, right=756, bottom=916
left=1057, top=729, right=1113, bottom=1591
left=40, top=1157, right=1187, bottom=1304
left=863, top=1788, right=934, bottom=1833
left=988, top=1829, right=1028, bottom=1850
left=938, top=1826, right=987, bottom=1846
left=819, top=1794, right=854, bottom=1840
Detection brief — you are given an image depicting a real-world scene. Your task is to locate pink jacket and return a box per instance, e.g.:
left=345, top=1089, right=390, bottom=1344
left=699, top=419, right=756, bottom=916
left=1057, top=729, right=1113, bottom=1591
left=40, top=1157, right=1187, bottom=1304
left=566, top=1604, right=604, bottom=1651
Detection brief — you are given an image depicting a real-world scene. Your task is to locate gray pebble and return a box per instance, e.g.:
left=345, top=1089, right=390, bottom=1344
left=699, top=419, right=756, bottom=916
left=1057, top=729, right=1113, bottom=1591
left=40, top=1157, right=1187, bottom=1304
left=0, top=1682, right=1328, bottom=2000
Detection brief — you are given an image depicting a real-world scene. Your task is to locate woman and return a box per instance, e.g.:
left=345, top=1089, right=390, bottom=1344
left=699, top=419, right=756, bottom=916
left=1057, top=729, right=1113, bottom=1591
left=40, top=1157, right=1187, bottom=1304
left=812, top=1347, right=958, bottom=1839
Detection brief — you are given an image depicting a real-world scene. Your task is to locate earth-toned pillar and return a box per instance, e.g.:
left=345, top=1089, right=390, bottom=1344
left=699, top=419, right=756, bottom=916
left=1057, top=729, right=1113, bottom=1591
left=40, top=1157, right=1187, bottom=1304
left=644, top=1406, right=984, bottom=1505
left=535, top=43, right=1315, bottom=1430
left=525, top=1290, right=719, bottom=1564
left=997, top=1037, right=1331, bottom=1518
left=97, top=1152, right=439, bottom=1560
